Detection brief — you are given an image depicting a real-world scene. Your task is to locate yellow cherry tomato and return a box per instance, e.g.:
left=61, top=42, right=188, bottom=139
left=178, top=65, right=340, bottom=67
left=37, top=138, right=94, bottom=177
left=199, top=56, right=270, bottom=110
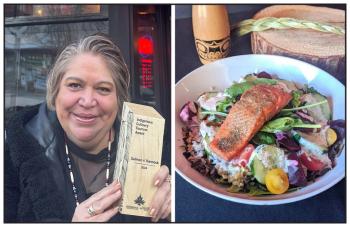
left=265, top=168, right=289, bottom=194
left=326, top=128, right=337, bottom=146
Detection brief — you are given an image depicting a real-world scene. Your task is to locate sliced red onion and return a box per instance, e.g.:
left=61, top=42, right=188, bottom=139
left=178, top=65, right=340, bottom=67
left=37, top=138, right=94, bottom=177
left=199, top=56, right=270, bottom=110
left=275, top=132, right=285, bottom=141
left=256, top=71, right=272, bottom=79
left=276, top=132, right=300, bottom=152
left=179, top=101, right=198, bottom=125
left=287, top=153, right=307, bottom=187
left=295, top=111, right=314, bottom=123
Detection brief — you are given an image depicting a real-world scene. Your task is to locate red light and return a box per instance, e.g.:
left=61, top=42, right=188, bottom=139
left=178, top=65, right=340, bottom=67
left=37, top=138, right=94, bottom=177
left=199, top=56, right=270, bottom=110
left=138, top=36, right=154, bottom=56
left=141, top=58, right=153, bottom=88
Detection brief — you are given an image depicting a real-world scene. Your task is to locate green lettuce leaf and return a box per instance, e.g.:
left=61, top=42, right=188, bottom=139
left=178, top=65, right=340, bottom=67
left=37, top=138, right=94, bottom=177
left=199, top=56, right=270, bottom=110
left=224, top=78, right=277, bottom=99
left=291, top=90, right=303, bottom=108
left=261, top=117, right=321, bottom=133
left=216, top=96, right=234, bottom=113
left=252, top=132, right=276, bottom=145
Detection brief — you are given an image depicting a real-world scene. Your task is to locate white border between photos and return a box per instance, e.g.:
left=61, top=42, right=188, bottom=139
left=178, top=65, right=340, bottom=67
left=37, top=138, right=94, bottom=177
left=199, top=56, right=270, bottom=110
left=1, top=0, right=349, bottom=225
left=171, top=4, right=176, bottom=224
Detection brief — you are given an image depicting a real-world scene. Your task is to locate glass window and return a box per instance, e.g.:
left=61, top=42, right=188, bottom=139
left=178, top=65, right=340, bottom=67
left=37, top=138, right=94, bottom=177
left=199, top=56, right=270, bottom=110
left=5, top=5, right=103, bottom=19
left=4, top=4, right=16, bottom=17
left=5, top=21, right=108, bottom=109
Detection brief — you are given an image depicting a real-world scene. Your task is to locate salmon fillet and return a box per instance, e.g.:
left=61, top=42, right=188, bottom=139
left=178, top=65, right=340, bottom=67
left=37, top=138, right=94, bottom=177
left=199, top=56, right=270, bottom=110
left=210, top=84, right=292, bottom=161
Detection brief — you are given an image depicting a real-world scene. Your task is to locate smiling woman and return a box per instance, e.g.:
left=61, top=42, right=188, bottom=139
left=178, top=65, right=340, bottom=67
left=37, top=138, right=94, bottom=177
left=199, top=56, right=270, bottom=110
left=5, top=34, right=171, bottom=223
left=55, top=53, right=118, bottom=153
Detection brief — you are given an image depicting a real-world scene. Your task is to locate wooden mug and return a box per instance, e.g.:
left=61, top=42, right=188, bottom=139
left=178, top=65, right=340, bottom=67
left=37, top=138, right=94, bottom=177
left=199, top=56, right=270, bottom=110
left=192, top=5, right=231, bottom=64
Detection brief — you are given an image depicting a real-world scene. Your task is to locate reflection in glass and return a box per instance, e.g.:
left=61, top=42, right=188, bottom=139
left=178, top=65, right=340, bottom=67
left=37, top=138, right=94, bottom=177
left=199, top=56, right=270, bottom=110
left=4, top=5, right=16, bottom=17
left=5, top=21, right=108, bottom=109
left=17, top=5, right=34, bottom=16
left=5, top=4, right=101, bottom=18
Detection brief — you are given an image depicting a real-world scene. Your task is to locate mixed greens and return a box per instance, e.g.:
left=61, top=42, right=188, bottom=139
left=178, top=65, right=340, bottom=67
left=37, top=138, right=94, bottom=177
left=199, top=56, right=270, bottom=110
left=179, top=72, right=345, bottom=196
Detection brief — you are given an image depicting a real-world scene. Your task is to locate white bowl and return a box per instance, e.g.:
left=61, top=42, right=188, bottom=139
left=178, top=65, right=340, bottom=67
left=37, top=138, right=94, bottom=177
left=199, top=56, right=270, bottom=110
left=175, top=54, right=345, bottom=205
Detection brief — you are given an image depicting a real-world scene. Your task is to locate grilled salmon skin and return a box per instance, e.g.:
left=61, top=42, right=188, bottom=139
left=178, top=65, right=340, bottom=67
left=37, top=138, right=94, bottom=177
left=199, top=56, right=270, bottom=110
left=210, top=84, right=292, bottom=161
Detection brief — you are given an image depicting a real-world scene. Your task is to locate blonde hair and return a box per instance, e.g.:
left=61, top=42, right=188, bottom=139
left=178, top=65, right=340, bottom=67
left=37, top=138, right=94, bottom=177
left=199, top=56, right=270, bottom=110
left=46, top=34, right=130, bottom=118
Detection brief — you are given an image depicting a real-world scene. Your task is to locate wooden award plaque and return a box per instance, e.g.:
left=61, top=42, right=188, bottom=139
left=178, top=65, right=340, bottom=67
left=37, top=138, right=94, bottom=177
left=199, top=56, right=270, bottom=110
left=113, top=102, right=165, bottom=217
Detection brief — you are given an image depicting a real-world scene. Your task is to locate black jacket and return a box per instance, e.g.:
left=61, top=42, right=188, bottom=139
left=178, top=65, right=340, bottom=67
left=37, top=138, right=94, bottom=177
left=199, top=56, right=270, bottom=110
left=4, top=103, right=155, bottom=223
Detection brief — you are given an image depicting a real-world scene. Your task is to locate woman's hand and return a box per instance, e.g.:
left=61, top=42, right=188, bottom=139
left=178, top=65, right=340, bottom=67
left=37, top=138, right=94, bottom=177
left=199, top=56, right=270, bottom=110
left=149, top=165, right=171, bottom=222
left=72, top=180, right=122, bottom=222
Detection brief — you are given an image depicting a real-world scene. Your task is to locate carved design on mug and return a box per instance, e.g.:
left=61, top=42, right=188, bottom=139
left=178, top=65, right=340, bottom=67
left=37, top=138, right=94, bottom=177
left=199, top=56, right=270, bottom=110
left=195, top=36, right=230, bottom=62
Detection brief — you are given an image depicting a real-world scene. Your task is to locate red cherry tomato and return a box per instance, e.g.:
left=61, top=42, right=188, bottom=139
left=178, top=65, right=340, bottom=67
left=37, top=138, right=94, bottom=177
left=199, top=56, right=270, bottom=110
left=238, top=144, right=254, bottom=167
left=299, top=152, right=326, bottom=171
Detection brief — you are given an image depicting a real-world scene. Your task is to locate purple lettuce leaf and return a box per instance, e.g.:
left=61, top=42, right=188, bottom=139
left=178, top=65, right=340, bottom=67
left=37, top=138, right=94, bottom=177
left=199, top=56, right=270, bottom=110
left=287, top=153, right=307, bottom=187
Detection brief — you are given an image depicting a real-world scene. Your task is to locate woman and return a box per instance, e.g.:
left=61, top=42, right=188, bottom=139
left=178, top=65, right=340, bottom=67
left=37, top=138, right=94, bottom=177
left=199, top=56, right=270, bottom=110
left=5, top=34, right=171, bottom=222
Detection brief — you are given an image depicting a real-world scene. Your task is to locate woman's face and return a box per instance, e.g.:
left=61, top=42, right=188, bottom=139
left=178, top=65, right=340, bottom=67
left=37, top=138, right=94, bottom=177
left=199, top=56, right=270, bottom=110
left=55, top=53, right=118, bottom=144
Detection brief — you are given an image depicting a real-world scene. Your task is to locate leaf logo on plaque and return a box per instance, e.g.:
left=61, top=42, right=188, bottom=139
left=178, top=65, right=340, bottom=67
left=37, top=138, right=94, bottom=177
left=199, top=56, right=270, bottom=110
left=134, top=194, right=146, bottom=206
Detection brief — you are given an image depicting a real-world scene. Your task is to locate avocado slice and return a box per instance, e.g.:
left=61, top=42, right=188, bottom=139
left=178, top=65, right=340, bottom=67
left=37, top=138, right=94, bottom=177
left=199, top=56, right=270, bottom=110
left=250, top=145, right=286, bottom=185
left=252, top=157, right=268, bottom=184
